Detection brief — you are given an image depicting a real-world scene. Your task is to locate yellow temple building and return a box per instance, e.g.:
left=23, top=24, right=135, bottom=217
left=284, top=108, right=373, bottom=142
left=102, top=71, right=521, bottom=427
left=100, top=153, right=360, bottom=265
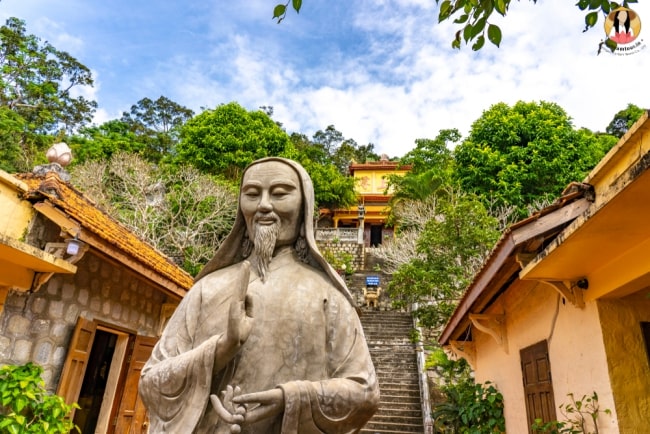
left=323, top=156, right=411, bottom=247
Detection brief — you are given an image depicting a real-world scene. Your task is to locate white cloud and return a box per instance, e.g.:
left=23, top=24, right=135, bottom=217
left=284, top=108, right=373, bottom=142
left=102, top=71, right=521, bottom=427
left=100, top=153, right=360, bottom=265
left=4, top=0, right=648, bottom=158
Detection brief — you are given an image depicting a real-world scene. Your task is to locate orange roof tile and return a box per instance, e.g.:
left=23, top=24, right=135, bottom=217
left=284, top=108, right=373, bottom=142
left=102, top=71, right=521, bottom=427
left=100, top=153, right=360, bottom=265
left=19, top=172, right=193, bottom=293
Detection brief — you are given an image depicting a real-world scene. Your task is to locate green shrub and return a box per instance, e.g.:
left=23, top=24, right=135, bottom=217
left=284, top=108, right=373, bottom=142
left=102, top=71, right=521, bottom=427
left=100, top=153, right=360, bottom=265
left=0, top=363, right=79, bottom=433
left=428, top=349, right=505, bottom=433
left=322, top=249, right=355, bottom=275
left=532, top=392, right=611, bottom=434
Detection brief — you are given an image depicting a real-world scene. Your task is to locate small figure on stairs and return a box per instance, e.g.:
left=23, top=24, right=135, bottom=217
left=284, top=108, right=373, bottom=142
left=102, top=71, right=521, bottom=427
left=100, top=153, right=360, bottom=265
left=364, top=276, right=382, bottom=309
left=364, top=285, right=381, bottom=308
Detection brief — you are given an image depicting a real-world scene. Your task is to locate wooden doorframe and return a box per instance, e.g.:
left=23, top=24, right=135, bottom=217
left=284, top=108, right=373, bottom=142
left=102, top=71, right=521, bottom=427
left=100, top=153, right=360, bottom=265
left=57, top=316, right=156, bottom=434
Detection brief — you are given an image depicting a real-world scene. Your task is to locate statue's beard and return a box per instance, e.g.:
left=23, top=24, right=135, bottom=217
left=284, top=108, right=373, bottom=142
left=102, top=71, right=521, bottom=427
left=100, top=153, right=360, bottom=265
left=253, top=220, right=280, bottom=282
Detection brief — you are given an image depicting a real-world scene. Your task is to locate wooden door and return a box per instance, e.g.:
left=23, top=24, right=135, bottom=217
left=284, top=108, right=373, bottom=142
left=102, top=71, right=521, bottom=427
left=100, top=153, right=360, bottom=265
left=521, top=340, right=557, bottom=432
left=56, top=316, right=97, bottom=414
left=113, top=335, right=158, bottom=434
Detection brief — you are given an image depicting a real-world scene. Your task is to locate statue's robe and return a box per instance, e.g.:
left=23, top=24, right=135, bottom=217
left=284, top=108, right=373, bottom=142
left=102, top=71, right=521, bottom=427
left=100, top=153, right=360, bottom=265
left=139, top=250, right=379, bottom=433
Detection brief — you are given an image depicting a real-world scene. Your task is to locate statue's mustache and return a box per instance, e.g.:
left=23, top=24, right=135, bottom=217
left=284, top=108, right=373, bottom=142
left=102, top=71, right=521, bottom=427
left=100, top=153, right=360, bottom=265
left=254, top=212, right=280, bottom=224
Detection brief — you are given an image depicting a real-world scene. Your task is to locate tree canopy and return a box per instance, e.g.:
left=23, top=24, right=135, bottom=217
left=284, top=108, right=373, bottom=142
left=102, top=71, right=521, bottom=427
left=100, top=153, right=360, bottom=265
left=121, top=96, right=194, bottom=162
left=175, top=102, right=291, bottom=181
left=454, top=101, right=617, bottom=216
left=606, top=103, right=646, bottom=138
left=0, top=18, right=96, bottom=133
left=388, top=129, right=460, bottom=204
left=0, top=17, right=97, bottom=171
left=286, top=132, right=357, bottom=209
left=68, top=119, right=146, bottom=164
left=387, top=190, right=501, bottom=331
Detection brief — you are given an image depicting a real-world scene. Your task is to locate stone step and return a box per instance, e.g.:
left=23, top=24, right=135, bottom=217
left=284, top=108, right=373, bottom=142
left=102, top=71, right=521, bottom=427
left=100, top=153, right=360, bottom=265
left=371, top=415, right=423, bottom=425
left=377, top=375, right=419, bottom=381
left=362, top=421, right=424, bottom=433
left=359, top=429, right=421, bottom=434
left=377, top=401, right=423, bottom=412
left=377, top=378, right=419, bottom=385
left=362, top=318, right=412, bottom=323
left=377, top=376, right=420, bottom=383
left=377, top=386, right=421, bottom=395
left=378, top=394, right=422, bottom=404
left=359, top=309, right=424, bottom=434
left=374, top=359, right=418, bottom=366
left=374, top=407, right=422, bottom=418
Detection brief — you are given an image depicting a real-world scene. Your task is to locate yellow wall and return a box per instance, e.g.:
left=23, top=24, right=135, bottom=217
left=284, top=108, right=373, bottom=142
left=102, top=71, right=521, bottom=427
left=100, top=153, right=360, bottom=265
left=0, top=171, right=34, bottom=239
left=597, top=290, right=650, bottom=434
left=475, top=281, right=619, bottom=433
left=354, top=169, right=407, bottom=195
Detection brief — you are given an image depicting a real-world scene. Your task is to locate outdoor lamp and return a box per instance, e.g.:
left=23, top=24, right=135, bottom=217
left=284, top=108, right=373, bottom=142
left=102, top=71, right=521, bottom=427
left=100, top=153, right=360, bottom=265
left=65, top=236, right=85, bottom=256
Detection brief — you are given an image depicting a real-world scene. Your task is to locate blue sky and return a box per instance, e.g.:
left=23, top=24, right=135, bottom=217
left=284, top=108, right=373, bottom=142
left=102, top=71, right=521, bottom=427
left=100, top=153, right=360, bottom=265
left=2, top=0, right=649, bottom=157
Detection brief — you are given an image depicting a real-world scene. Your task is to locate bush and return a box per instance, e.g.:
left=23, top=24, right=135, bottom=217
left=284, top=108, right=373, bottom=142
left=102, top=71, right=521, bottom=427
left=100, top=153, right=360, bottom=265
left=532, top=392, right=611, bottom=434
left=428, top=349, right=505, bottom=433
left=322, top=248, right=355, bottom=275
left=0, top=363, right=79, bottom=433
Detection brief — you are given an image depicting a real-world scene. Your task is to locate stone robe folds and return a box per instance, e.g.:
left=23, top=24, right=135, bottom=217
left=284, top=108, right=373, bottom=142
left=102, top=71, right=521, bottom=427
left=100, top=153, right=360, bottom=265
left=140, top=250, right=379, bottom=433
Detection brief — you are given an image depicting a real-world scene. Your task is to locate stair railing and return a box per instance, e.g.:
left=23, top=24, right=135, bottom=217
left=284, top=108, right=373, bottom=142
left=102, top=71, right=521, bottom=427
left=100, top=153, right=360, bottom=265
left=412, top=302, right=434, bottom=434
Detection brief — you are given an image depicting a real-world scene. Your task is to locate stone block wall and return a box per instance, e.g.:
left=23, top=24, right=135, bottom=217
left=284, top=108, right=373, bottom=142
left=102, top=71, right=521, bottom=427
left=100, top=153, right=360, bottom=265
left=316, top=240, right=364, bottom=272
left=0, top=252, right=168, bottom=390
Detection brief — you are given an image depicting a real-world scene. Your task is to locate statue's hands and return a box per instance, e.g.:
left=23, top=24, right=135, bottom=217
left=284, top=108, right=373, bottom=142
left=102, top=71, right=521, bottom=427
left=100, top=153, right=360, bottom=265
left=217, top=261, right=254, bottom=368
left=232, top=388, right=284, bottom=425
left=210, top=385, right=246, bottom=434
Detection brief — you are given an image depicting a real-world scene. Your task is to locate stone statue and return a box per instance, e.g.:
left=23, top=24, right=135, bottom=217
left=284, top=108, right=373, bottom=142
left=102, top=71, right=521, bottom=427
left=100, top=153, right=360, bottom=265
left=139, top=158, right=379, bottom=433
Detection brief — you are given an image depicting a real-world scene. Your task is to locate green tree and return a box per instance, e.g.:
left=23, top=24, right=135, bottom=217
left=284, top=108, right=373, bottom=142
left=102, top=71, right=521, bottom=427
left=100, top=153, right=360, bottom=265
left=605, top=103, right=646, bottom=138
left=311, top=125, right=379, bottom=175
left=454, top=101, right=616, bottom=217
left=312, top=124, right=344, bottom=155
left=0, top=106, right=29, bottom=172
left=0, top=17, right=96, bottom=171
left=68, top=119, right=147, bottom=164
left=387, top=189, right=500, bottom=332
left=273, top=0, right=632, bottom=51
left=121, top=96, right=194, bottom=162
left=176, top=102, right=290, bottom=181
left=0, top=17, right=96, bottom=132
left=389, top=130, right=460, bottom=203
left=286, top=132, right=356, bottom=209
left=331, top=139, right=380, bottom=175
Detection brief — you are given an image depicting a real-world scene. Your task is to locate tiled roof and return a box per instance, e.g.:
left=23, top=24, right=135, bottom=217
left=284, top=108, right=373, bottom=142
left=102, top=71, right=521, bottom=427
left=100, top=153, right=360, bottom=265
left=18, top=172, right=193, bottom=293
left=439, top=183, right=593, bottom=345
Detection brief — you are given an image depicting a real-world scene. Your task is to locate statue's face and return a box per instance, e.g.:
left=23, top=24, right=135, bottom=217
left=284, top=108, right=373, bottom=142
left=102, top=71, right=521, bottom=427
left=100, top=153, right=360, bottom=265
left=240, top=161, right=303, bottom=248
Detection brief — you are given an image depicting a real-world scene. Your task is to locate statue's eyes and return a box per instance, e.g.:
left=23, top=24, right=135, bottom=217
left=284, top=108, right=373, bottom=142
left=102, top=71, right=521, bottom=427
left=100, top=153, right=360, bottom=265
left=272, top=188, right=290, bottom=198
left=243, top=188, right=260, bottom=198
left=271, top=185, right=297, bottom=198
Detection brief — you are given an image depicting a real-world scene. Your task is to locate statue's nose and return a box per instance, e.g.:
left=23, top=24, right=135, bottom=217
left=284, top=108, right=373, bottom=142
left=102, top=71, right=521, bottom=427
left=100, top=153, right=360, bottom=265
left=257, top=192, right=273, bottom=212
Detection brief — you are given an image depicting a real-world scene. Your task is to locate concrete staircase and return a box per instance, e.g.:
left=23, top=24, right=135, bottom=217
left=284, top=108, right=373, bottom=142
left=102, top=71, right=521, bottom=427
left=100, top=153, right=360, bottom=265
left=360, top=310, right=425, bottom=434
